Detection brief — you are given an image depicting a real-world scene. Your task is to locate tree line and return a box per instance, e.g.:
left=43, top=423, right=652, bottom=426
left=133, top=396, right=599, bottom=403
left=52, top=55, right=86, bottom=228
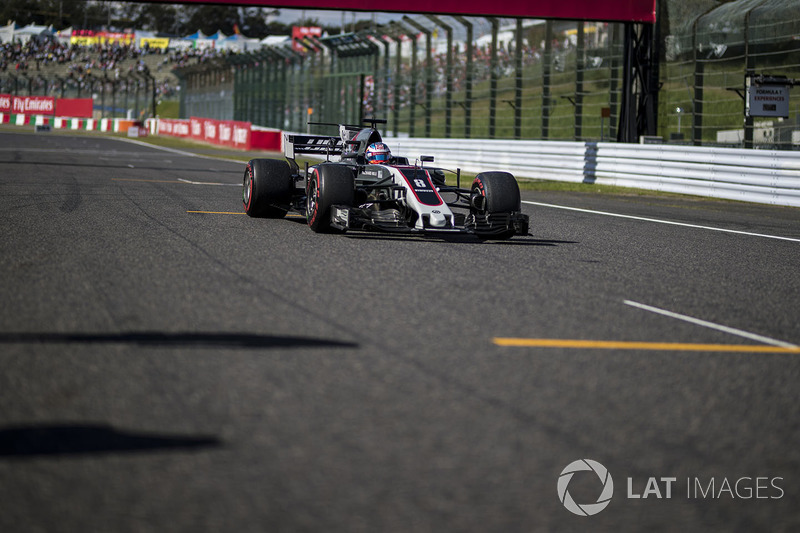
left=1, top=1, right=347, bottom=38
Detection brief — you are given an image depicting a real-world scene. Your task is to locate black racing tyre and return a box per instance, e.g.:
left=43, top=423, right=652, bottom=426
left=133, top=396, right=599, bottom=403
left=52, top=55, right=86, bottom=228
left=470, top=171, right=521, bottom=240
left=243, top=159, right=292, bottom=218
left=470, top=171, right=521, bottom=214
left=306, top=164, right=355, bottom=233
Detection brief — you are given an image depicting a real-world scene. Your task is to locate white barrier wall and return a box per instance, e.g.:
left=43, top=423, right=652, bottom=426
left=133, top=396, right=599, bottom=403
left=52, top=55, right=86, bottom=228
left=384, top=137, right=800, bottom=207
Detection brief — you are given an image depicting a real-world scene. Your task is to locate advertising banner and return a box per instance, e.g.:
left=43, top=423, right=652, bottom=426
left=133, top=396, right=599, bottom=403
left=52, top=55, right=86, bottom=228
left=100, top=32, right=135, bottom=45
left=251, top=127, right=282, bottom=152
left=292, top=26, right=322, bottom=53
left=55, top=98, right=93, bottom=118
left=190, top=117, right=203, bottom=140
left=218, top=120, right=252, bottom=150
left=157, top=118, right=191, bottom=137
left=140, top=37, right=170, bottom=50
left=231, top=122, right=252, bottom=150
left=12, top=96, right=56, bottom=115
left=70, top=36, right=99, bottom=46
left=202, top=119, right=218, bottom=143
left=161, top=118, right=279, bottom=151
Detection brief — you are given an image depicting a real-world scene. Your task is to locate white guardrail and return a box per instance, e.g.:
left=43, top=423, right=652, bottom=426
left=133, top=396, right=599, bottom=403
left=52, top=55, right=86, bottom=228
left=383, top=137, right=800, bottom=208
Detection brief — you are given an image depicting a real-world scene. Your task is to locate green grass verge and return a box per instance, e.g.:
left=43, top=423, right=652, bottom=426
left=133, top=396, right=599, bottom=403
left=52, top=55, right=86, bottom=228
left=156, top=99, right=180, bottom=119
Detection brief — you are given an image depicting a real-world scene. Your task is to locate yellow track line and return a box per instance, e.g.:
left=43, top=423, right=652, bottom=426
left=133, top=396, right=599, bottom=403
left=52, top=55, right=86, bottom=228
left=186, top=211, right=305, bottom=218
left=493, top=338, right=800, bottom=354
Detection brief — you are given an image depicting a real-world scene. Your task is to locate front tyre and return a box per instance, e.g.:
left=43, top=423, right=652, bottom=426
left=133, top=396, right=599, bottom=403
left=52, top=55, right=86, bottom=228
left=470, top=171, right=522, bottom=240
left=306, top=164, right=355, bottom=233
left=243, top=159, right=292, bottom=218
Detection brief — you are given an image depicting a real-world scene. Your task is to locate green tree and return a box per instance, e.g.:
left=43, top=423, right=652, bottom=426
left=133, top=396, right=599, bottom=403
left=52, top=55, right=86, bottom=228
left=185, top=5, right=240, bottom=36
left=0, top=0, right=40, bottom=26
left=137, top=4, right=180, bottom=34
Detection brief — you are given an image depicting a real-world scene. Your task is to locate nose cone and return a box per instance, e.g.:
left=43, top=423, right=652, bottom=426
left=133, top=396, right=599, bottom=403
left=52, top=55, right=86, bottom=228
left=429, top=211, right=447, bottom=228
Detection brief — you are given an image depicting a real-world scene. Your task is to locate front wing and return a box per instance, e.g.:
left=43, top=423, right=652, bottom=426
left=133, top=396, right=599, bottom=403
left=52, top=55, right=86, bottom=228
left=329, top=204, right=529, bottom=237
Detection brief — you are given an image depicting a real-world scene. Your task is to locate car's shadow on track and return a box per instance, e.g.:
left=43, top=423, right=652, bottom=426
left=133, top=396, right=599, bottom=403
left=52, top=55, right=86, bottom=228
left=343, top=233, right=578, bottom=246
left=0, top=424, right=221, bottom=458
left=284, top=216, right=575, bottom=245
left=0, top=331, right=358, bottom=350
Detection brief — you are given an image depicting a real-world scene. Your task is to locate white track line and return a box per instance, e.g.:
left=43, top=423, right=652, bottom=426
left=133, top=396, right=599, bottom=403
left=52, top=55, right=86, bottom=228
left=117, top=137, right=249, bottom=165
left=523, top=201, right=800, bottom=243
left=623, top=300, right=798, bottom=348
left=177, top=178, right=239, bottom=186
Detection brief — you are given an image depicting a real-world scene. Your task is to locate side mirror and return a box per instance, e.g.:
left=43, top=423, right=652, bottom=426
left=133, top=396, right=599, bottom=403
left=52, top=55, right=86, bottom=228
left=420, top=155, right=434, bottom=163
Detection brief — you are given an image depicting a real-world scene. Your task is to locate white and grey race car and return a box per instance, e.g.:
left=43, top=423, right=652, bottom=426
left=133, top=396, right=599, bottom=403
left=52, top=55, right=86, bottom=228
left=242, top=119, right=529, bottom=239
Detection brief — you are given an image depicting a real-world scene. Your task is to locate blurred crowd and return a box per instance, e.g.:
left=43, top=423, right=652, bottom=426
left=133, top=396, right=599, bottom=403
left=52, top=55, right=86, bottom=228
left=0, top=38, right=238, bottom=99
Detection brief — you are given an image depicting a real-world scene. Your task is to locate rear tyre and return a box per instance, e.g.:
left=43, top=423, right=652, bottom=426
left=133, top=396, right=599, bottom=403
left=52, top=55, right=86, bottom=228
left=306, top=164, right=355, bottom=233
left=470, top=171, right=521, bottom=240
left=243, top=159, right=292, bottom=218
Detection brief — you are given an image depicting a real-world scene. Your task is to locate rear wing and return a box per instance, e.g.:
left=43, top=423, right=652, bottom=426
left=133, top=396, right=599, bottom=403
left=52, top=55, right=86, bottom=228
left=284, top=133, right=344, bottom=161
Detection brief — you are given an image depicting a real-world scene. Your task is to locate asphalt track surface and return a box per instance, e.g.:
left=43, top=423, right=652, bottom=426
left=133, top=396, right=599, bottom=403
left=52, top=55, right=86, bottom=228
left=1, top=131, right=799, bottom=532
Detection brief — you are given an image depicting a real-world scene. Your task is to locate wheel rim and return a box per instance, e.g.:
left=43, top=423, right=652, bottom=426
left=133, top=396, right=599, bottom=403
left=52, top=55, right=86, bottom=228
left=306, top=178, right=318, bottom=223
left=243, top=168, right=252, bottom=208
left=470, top=186, right=486, bottom=214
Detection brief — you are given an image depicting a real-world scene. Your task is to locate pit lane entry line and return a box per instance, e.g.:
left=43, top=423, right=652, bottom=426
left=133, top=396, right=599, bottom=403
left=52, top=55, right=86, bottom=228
left=522, top=201, right=800, bottom=243
left=495, top=299, right=797, bottom=353
left=623, top=300, right=798, bottom=348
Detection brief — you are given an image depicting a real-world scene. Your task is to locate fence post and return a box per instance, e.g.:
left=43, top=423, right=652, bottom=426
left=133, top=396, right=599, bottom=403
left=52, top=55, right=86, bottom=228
left=575, top=21, right=585, bottom=141
left=427, top=15, right=453, bottom=138
left=381, top=35, right=392, bottom=122
left=245, top=58, right=253, bottom=122
left=514, top=18, right=523, bottom=140
left=388, top=24, right=404, bottom=136
left=371, top=32, right=391, bottom=122
left=454, top=16, right=474, bottom=139
left=609, top=24, right=620, bottom=141
left=397, top=22, right=418, bottom=137
left=743, top=1, right=769, bottom=148
left=618, top=23, right=635, bottom=142
left=488, top=17, right=499, bottom=139
left=404, top=17, right=432, bottom=138
left=232, top=59, right=241, bottom=121
left=542, top=21, right=553, bottom=140
left=692, top=15, right=703, bottom=146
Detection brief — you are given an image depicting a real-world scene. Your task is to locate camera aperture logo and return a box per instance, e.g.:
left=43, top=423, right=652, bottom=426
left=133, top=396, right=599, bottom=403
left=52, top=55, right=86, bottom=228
left=558, top=459, right=785, bottom=517
left=557, top=459, right=614, bottom=516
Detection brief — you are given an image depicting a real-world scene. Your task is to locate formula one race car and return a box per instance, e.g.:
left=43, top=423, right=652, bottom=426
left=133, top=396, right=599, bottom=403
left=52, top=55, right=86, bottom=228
left=242, top=119, right=529, bottom=239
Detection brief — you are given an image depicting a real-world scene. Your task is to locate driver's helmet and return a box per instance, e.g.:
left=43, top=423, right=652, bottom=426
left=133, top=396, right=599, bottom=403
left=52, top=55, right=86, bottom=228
left=365, top=142, right=391, bottom=164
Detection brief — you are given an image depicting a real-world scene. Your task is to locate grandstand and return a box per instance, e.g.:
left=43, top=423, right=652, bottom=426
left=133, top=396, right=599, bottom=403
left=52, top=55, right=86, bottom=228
left=0, top=31, right=241, bottom=118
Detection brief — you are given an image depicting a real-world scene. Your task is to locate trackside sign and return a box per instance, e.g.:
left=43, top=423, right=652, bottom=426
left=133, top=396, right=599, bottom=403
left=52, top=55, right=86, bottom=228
left=0, top=95, right=92, bottom=117
left=156, top=117, right=280, bottom=151
left=12, top=95, right=56, bottom=115
left=748, top=85, right=790, bottom=118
